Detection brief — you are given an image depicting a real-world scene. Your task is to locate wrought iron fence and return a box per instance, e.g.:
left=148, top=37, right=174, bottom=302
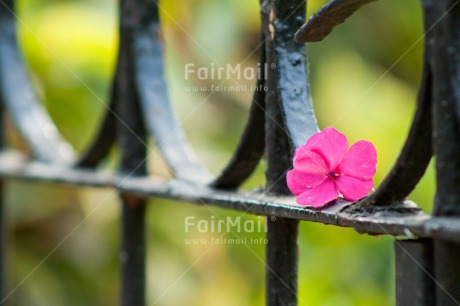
left=0, top=0, right=459, bottom=305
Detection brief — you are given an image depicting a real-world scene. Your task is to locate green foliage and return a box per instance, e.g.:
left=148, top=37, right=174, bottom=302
left=7, top=0, right=430, bottom=305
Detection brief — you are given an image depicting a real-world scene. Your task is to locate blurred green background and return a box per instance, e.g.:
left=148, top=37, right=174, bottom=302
left=5, top=0, right=433, bottom=305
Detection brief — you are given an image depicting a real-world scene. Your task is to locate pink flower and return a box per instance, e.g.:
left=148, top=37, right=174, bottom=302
left=286, top=127, right=377, bottom=208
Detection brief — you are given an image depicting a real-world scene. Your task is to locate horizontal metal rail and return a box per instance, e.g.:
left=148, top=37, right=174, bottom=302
left=2, top=150, right=460, bottom=243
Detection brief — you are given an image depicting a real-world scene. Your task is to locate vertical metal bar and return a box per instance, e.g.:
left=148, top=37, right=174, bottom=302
left=262, top=0, right=312, bottom=304
left=118, top=76, right=147, bottom=306
left=264, top=42, right=300, bottom=303
left=430, top=0, right=460, bottom=217
left=120, top=197, right=146, bottom=306
left=264, top=21, right=299, bottom=306
left=264, top=52, right=299, bottom=306
left=266, top=218, right=299, bottom=306
left=395, top=239, right=434, bottom=306
left=427, top=0, right=460, bottom=305
left=263, top=1, right=301, bottom=304
left=117, top=76, right=148, bottom=304
left=117, top=1, right=148, bottom=305
left=433, top=240, right=460, bottom=305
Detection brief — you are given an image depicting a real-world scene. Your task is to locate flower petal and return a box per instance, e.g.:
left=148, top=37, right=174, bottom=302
left=306, top=127, right=348, bottom=169
left=293, top=146, right=328, bottom=178
left=287, top=169, right=327, bottom=196
left=295, top=179, right=339, bottom=207
left=335, top=175, right=374, bottom=201
left=294, top=147, right=328, bottom=169
left=337, top=140, right=377, bottom=180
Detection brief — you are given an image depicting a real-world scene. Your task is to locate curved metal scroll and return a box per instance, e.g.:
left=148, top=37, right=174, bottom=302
left=366, top=3, right=435, bottom=205
left=130, top=0, right=268, bottom=187
left=0, top=1, right=74, bottom=164
left=131, top=3, right=212, bottom=183
left=295, top=0, right=378, bottom=43
left=77, top=79, right=117, bottom=168
left=369, top=62, right=433, bottom=205
left=211, top=36, right=266, bottom=189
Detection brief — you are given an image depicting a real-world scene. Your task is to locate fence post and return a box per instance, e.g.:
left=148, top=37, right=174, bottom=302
left=394, top=239, right=434, bottom=306
left=264, top=61, right=300, bottom=304
left=428, top=0, right=460, bottom=305
left=264, top=3, right=300, bottom=298
left=120, top=197, right=147, bottom=306
left=266, top=218, right=299, bottom=306
left=117, top=1, right=148, bottom=305
left=433, top=241, right=460, bottom=305
left=262, top=0, right=316, bottom=304
left=264, top=55, right=300, bottom=302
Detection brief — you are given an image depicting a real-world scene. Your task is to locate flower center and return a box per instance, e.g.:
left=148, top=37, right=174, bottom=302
left=326, top=170, right=338, bottom=179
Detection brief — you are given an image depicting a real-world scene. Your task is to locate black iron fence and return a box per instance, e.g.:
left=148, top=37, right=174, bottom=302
left=0, top=0, right=459, bottom=305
